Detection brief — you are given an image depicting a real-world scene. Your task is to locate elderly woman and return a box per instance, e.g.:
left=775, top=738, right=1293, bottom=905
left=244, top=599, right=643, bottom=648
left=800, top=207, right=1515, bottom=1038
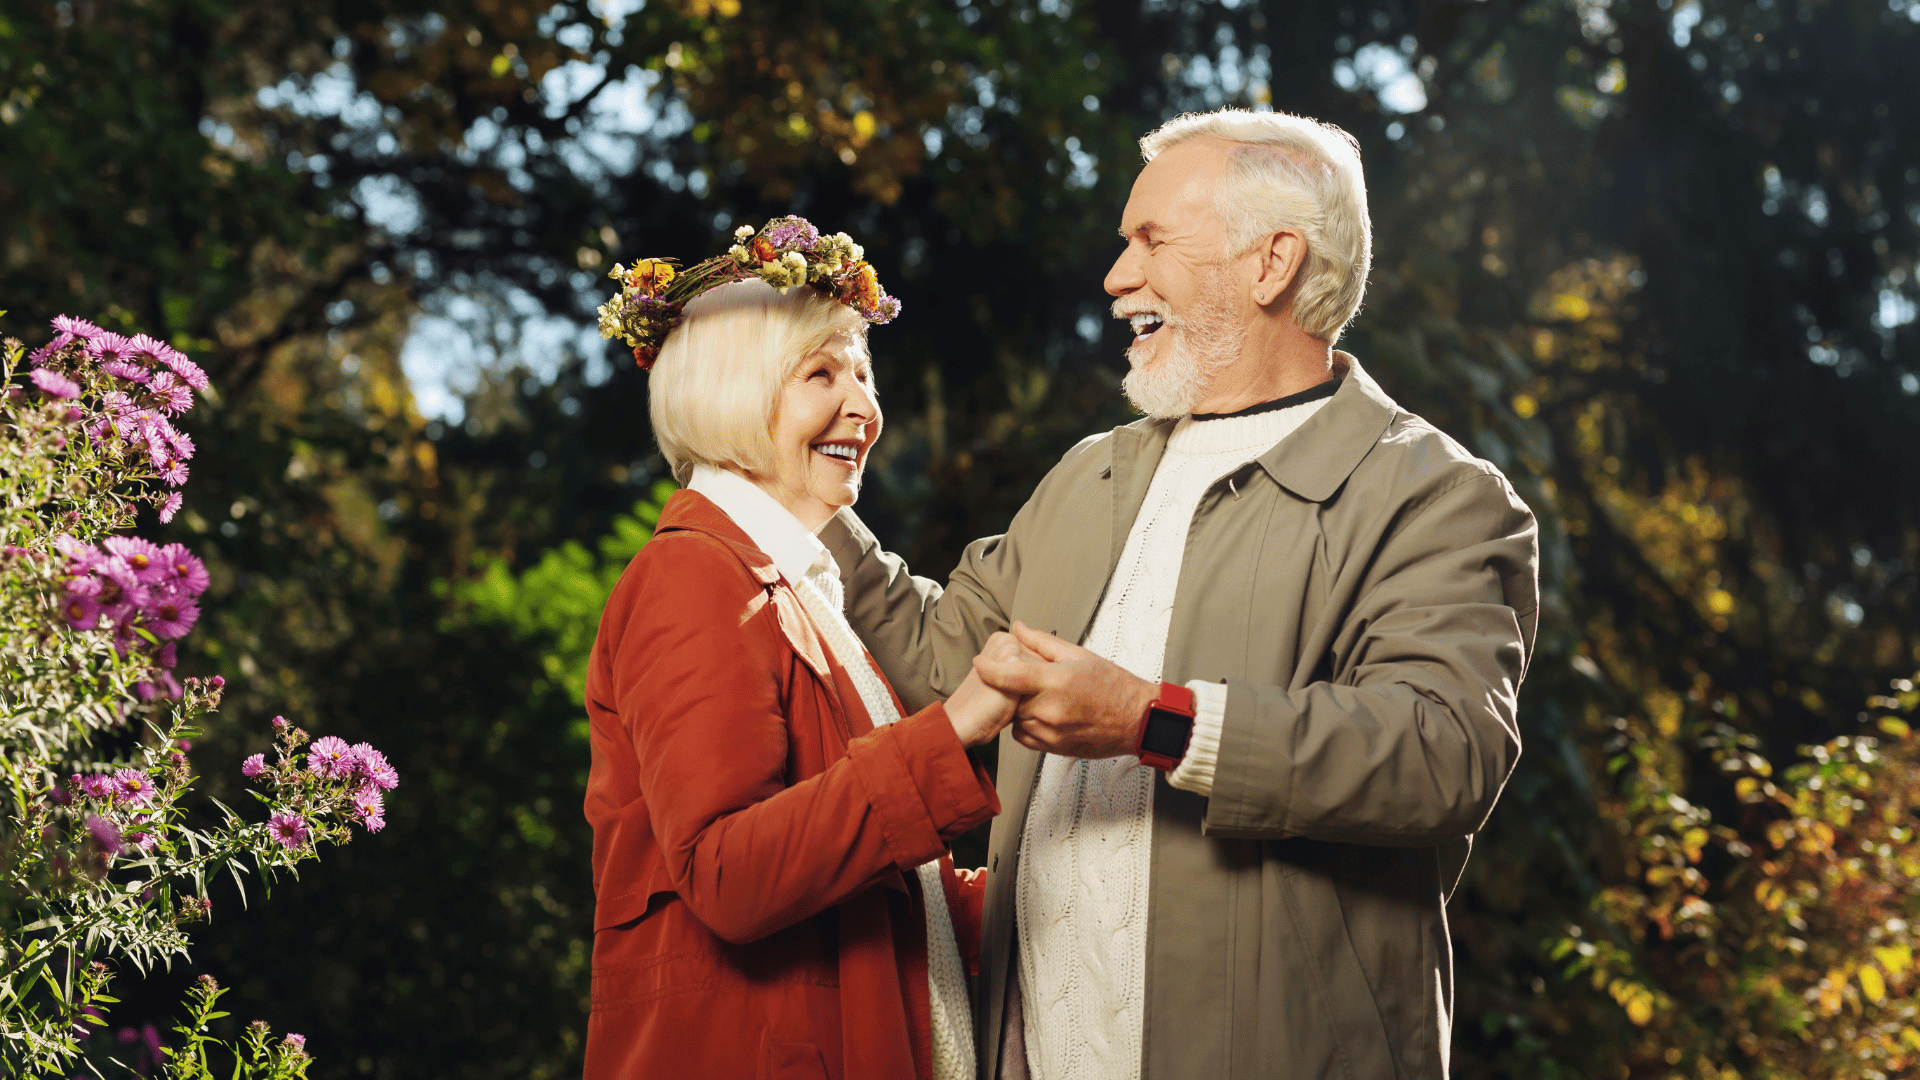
left=583, top=222, right=1010, bottom=1080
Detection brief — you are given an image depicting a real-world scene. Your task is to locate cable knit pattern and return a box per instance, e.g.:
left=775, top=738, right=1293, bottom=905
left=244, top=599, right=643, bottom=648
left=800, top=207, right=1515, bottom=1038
left=1015, top=395, right=1329, bottom=1080
left=792, top=572, right=976, bottom=1080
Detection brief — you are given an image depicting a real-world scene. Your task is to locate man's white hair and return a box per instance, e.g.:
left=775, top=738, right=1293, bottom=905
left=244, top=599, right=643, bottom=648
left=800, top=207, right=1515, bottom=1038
left=1140, top=109, right=1372, bottom=343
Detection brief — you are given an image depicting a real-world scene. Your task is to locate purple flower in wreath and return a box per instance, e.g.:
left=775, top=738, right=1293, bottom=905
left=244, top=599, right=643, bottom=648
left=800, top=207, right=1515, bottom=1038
left=764, top=217, right=822, bottom=251
left=267, top=811, right=310, bottom=849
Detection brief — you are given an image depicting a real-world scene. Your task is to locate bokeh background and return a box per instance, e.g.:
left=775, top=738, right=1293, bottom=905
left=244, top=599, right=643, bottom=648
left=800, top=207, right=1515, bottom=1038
left=5, top=0, right=1920, bottom=1076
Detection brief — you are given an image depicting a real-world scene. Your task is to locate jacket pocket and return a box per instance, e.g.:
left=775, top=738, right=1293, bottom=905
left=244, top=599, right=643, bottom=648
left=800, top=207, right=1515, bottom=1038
left=762, top=1041, right=829, bottom=1080
left=1278, top=868, right=1402, bottom=1080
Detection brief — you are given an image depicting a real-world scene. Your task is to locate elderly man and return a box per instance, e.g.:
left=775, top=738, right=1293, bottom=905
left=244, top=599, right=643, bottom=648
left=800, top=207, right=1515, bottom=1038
left=822, top=108, right=1538, bottom=1080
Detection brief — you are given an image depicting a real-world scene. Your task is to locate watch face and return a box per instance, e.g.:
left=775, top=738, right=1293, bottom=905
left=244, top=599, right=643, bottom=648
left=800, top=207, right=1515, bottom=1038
left=1140, top=707, right=1193, bottom=761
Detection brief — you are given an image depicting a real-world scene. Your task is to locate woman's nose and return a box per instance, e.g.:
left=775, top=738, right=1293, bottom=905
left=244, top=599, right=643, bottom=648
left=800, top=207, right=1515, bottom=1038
left=842, top=379, right=878, bottom=421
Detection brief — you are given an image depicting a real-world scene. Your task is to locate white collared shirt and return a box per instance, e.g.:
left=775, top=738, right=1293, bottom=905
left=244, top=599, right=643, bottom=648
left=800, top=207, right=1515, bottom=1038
left=686, top=464, right=841, bottom=603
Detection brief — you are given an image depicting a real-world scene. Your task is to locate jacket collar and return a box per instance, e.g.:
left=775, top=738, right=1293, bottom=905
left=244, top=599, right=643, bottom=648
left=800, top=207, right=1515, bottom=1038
left=1102, top=351, right=1397, bottom=506
left=1251, top=351, right=1398, bottom=502
left=651, top=489, right=784, bottom=588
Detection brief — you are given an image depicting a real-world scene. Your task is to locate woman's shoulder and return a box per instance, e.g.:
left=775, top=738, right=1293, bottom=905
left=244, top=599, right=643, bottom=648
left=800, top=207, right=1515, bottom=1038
left=622, top=528, right=769, bottom=603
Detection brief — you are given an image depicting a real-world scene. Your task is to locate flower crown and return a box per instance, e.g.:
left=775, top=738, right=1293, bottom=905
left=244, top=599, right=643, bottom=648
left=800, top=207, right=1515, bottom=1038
left=596, top=216, right=901, bottom=371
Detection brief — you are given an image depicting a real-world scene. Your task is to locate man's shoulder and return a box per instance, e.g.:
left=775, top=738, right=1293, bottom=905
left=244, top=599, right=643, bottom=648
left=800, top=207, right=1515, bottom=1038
left=1359, top=407, right=1525, bottom=515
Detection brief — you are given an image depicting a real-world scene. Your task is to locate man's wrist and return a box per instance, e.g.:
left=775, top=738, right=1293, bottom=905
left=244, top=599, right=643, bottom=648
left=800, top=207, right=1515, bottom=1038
left=1134, top=680, right=1197, bottom=770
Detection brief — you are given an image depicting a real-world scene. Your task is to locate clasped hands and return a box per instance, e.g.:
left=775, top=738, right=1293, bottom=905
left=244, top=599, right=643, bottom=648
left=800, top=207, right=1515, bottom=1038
left=944, top=622, right=1156, bottom=758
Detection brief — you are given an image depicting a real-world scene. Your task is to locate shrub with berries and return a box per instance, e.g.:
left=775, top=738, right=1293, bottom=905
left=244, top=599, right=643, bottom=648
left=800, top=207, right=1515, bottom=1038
left=0, top=315, right=399, bottom=1078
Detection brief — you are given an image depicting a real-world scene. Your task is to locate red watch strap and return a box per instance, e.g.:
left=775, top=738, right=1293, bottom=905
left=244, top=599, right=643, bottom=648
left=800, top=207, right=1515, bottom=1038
left=1156, top=681, right=1196, bottom=717
left=1135, top=681, right=1197, bottom=770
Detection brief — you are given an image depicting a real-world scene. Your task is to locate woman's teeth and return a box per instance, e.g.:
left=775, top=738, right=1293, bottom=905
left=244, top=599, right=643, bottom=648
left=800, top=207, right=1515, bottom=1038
left=814, top=443, right=857, bottom=461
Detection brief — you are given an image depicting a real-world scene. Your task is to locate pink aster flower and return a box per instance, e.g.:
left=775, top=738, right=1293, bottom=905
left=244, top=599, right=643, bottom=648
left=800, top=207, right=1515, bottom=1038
left=110, top=768, right=157, bottom=807
left=241, top=753, right=268, bottom=778
left=349, top=744, right=400, bottom=791
left=282, top=1034, right=307, bottom=1053
left=73, top=773, right=114, bottom=800
left=103, top=537, right=166, bottom=583
left=62, top=592, right=105, bottom=630
left=126, top=830, right=159, bottom=853
left=267, top=811, right=309, bottom=849
left=144, top=594, right=199, bottom=639
left=126, top=334, right=170, bottom=366
left=157, top=641, right=178, bottom=669
left=166, top=425, right=195, bottom=460
left=53, top=315, right=106, bottom=340
left=306, top=736, right=355, bottom=780
left=350, top=788, right=385, bottom=832
left=101, top=357, right=150, bottom=384
left=158, top=456, right=189, bottom=487
left=88, top=332, right=133, bottom=364
left=158, top=492, right=184, bottom=523
left=85, top=814, right=122, bottom=855
left=30, top=331, right=76, bottom=365
left=154, top=343, right=209, bottom=390
left=30, top=368, right=82, bottom=399
left=149, top=370, right=194, bottom=415
left=155, top=544, right=209, bottom=595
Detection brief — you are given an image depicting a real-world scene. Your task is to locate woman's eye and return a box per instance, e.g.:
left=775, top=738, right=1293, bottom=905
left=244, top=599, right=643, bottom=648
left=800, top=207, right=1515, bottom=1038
left=808, top=368, right=830, bottom=381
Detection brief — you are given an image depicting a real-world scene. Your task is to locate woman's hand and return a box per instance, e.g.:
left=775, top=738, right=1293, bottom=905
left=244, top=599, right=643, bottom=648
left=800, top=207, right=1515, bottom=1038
left=945, top=632, right=1043, bottom=747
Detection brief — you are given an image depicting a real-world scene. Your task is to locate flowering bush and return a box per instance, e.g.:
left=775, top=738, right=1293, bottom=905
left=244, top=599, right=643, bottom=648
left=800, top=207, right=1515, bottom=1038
left=0, top=316, right=399, bottom=1077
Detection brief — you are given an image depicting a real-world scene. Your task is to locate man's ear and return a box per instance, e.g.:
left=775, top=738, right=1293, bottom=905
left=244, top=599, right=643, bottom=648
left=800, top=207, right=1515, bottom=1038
left=1251, top=232, right=1308, bottom=309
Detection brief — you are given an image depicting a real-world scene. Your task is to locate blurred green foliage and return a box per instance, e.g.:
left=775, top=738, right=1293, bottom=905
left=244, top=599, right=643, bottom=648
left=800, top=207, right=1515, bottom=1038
left=448, top=480, right=675, bottom=705
left=5, top=0, right=1919, bottom=1077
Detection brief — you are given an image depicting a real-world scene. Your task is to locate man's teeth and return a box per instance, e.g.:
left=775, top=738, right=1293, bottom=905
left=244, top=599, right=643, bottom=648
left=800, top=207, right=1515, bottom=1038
left=815, top=443, right=857, bottom=460
left=1129, top=313, right=1165, bottom=335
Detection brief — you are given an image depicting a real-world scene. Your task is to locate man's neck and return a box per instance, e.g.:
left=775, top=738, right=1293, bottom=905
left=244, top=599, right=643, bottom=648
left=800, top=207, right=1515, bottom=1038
left=1190, top=325, right=1335, bottom=414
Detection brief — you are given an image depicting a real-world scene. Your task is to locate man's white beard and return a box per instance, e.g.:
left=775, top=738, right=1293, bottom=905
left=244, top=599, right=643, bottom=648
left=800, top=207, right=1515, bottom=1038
left=1120, top=271, right=1244, bottom=419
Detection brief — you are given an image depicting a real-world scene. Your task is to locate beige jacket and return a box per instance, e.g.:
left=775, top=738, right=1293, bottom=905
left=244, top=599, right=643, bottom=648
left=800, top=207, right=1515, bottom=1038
left=822, top=354, right=1539, bottom=1079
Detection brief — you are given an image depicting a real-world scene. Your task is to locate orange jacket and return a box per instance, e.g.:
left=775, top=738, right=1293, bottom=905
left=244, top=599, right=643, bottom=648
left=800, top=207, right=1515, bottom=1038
left=583, top=490, right=997, bottom=1080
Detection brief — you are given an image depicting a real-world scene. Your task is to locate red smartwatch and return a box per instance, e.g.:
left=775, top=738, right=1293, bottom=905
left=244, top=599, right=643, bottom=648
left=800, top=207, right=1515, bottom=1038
left=1134, top=681, right=1197, bottom=771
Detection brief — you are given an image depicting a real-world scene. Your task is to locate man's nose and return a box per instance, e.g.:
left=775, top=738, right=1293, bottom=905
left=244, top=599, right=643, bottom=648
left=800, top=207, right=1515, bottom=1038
left=1104, top=243, right=1145, bottom=297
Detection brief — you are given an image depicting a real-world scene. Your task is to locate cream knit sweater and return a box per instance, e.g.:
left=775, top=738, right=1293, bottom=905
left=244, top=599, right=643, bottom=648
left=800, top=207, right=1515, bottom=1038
left=1013, top=396, right=1329, bottom=1080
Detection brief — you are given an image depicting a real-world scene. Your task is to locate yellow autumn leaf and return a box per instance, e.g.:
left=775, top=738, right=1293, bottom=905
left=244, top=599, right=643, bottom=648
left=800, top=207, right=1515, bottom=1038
left=1861, top=965, right=1887, bottom=1004
left=1874, top=944, right=1913, bottom=977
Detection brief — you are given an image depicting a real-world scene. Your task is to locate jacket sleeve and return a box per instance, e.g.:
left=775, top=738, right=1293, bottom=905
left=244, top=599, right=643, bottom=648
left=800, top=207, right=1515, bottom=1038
left=1202, top=471, right=1538, bottom=846
left=820, top=512, right=1020, bottom=713
left=613, top=535, right=998, bottom=944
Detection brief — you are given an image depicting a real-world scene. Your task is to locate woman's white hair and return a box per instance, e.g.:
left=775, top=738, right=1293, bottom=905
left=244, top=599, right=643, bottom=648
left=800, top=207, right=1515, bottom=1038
left=1140, top=109, right=1372, bottom=343
left=649, top=279, right=867, bottom=484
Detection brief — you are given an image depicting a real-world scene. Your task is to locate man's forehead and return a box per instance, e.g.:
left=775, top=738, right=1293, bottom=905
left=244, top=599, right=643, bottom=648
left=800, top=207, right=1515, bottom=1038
left=1119, top=136, right=1232, bottom=236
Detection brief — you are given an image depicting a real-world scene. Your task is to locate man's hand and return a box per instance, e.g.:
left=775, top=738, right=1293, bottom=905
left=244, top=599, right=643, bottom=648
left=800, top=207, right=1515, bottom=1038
left=972, top=622, right=1157, bottom=759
